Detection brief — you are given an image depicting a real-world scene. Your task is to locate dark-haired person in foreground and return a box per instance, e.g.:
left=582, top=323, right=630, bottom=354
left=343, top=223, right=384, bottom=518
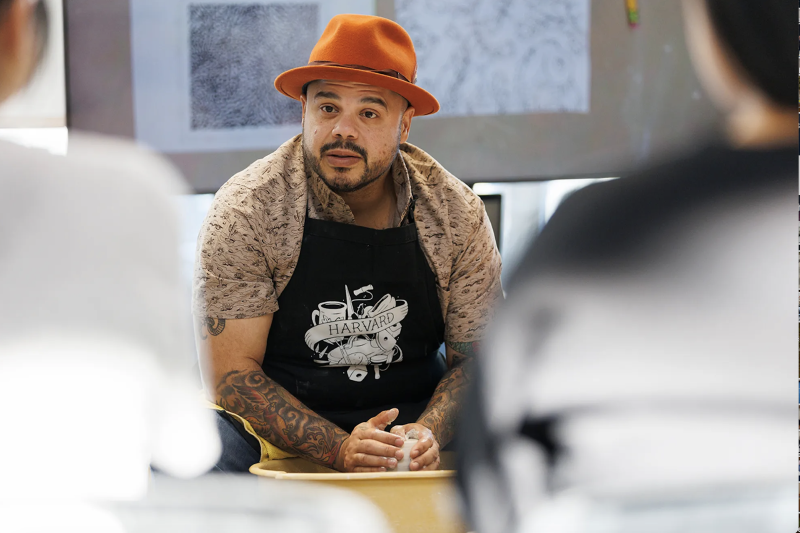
left=0, top=0, right=219, bottom=495
left=457, top=0, right=796, bottom=532
left=193, top=15, right=502, bottom=473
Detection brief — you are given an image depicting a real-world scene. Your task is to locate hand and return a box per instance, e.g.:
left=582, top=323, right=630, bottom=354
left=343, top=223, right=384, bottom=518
left=390, top=423, right=440, bottom=471
left=334, top=408, right=405, bottom=472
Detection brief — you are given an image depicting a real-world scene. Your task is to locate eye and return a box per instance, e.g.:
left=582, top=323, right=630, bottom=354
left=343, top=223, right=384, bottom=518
left=362, top=110, right=379, bottom=119
left=320, top=105, right=337, bottom=114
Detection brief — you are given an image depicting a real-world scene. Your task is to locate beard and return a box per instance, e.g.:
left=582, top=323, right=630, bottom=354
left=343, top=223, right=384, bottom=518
left=303, top=133, right=400, bottom=194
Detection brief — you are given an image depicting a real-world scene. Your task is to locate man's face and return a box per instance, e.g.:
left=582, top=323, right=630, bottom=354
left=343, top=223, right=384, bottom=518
left=301, top=80, right=415, bottom=194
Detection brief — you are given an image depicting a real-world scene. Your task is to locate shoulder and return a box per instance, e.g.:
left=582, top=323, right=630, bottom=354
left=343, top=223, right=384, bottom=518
left=511, top=143, right=795, bottom=281
left=0, top=135, right=186, bottom=300
left=0, top=134, right=186, bottom=230
left=204, top=135, right=308, bottom=250
left=400, top=142, right=486, bottom=231
left=70, top=133, right=187, bottom=195
left=1, top=133, right=186, bottom=197
left=212, top=134, right=306, bottom=218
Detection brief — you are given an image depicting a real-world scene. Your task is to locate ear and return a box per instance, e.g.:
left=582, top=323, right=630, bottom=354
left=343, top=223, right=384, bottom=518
left=399, top=106, right=415, bottom=143
left=300, top=94, right=307, bottom=123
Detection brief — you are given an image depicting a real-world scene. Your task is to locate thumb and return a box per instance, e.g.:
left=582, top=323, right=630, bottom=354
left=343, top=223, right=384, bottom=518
left=369, top=408, right=399, bottom=430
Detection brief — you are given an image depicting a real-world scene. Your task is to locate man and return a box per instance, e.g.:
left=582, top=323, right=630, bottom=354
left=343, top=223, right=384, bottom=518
left=194, top=14, right=502, bottom=473
left=457, top=0, right=796, bottom=531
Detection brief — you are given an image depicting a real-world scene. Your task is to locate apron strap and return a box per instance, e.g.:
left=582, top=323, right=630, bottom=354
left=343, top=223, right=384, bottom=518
left=406, top=196, right=417, bottom=224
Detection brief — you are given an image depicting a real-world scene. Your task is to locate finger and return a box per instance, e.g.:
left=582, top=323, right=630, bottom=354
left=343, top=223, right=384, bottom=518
left=410, top=445, right=439, bottom=471
left=389, top=425, right=406, bottom=438
left=353, top=466, right=387, bottom=473
left=359, top=427, right=404, bottom=447
left=358, top=439, right=403, bottom=460
left=410, top=437, right=434, bottom=459
left=421, top=456, right=441, bottom=471
left=367, top=408, right=399, bottom=430
left=351, top=452, right=398, bottom=469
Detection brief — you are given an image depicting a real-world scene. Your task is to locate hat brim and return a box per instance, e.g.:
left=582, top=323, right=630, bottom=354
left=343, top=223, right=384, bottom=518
left=274, top=65, right=440, bottom=116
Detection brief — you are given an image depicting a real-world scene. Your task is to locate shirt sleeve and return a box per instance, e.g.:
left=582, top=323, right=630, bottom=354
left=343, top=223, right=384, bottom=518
left=444, top=204, right=504, bottom=344
left=192, top=186, right=279, bottom=319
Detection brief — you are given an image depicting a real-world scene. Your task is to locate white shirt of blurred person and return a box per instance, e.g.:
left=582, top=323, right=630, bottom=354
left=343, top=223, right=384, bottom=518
left=193, top=15, right=502, bottom=473
left=457, top=0, right=797, bottom=532
left=0, top=0, right=219, bottom=499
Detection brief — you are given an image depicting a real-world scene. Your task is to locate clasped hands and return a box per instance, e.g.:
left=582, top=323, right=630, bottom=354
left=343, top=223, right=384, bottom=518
left=334, top=408, right=441, bottom=473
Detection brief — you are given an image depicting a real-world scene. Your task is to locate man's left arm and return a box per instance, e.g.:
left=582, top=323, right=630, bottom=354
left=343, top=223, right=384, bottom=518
left=390, top=342, right=476, bottom=471
left=391, top=198, right=502, bottom=470
left=420, top=340, right=478, bottom=443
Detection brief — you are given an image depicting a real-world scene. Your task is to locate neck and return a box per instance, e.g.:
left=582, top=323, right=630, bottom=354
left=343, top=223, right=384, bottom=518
left=340, top=170, right=397, bottom=229
left=725, top=96, right=796, bottom=149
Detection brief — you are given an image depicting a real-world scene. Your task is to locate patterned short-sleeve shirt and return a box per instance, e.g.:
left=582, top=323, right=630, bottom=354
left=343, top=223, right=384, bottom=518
left=193, top=134, right=503, bottom=343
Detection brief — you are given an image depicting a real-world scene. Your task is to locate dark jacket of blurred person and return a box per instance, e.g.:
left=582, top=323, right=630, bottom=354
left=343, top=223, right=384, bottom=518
left=0, top=0, right=218, bottom=497
left=457, top=1, right=797, bottom=532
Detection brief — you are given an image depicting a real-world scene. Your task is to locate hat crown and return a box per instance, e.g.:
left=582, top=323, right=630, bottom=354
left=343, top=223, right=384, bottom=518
left=273, top=14, right=439, bottom=115
left=309, top=14, right=417, bottom=83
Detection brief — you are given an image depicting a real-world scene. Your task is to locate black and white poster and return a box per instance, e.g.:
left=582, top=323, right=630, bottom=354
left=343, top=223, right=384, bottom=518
left=129, top=0, right=374, bottom=153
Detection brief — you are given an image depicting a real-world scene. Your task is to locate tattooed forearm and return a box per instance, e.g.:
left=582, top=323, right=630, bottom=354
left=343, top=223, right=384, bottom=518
left=445, top=340, right=481, bottom=358
left=216, top=369, right=349, bottom=468
left=417, top=342, right=476, bottom=446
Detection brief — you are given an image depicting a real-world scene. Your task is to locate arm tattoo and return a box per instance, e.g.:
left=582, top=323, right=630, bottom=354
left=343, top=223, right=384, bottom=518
left=444, top=340, right=481, bottom=358
left=216, top=369, right=349, bottom=468
left=198, top=317, right=226, bottom=340
left=417, top=341, right=477, bottom=446
left=205, top=318, right=226, bottom=337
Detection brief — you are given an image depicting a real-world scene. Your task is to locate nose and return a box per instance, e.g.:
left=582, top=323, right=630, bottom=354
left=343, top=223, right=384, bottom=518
left=331, top=112, right=358, bottom=140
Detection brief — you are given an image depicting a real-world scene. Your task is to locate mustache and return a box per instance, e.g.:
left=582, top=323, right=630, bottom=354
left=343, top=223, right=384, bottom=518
left=320, top=140, right=368, bottom=162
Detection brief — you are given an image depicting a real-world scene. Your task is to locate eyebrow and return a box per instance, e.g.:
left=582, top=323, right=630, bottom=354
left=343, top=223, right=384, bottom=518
left=313, top=91, right=388, bottom=111
left=314, top=91, right=341, bottom=101
left=359, top=96, right=388, bottom=110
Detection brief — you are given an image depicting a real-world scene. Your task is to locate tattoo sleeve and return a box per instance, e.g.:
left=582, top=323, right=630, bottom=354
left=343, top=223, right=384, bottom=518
left=417, top=340, right=478, bottom=446
left=216, top=368, right=350, bottom=468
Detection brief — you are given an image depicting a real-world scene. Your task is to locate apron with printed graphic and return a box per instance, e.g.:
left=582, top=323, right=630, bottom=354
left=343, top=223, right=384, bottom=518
left=262, top=209, right=446, bottom=433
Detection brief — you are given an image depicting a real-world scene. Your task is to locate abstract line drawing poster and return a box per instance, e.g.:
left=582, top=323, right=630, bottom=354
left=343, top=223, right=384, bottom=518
left=396, top=0, right=591, bottom=117
left=130, top=0, right=375, bottom=153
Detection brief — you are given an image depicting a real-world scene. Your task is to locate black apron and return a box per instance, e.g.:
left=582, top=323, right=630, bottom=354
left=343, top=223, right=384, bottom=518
left=262, top=207, right=446, bottom=433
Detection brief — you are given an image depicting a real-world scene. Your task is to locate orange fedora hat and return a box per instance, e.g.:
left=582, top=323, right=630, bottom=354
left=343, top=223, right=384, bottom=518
left=274, top=14, right=439, bottom=116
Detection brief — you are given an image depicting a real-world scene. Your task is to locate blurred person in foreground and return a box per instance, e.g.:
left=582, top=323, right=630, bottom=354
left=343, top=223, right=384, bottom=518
left=0, top=0, right=219, bottom=502
left=457, top=0, right=797, bottom=532
left=194, top=15, right=501, bottom=473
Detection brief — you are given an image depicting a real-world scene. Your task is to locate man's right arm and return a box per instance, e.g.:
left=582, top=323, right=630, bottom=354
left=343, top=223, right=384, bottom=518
left=196, top=314, right=350, bottom=469
left=195, top=314, right=404, bottom=471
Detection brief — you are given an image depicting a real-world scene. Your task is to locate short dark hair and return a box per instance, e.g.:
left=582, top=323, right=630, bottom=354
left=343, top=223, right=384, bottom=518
left=703, top=0, right=794, bottom=108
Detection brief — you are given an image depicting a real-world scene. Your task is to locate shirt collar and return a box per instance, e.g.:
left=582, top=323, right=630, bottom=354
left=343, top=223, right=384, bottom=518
left=391, top=151, right=414, bottom=226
